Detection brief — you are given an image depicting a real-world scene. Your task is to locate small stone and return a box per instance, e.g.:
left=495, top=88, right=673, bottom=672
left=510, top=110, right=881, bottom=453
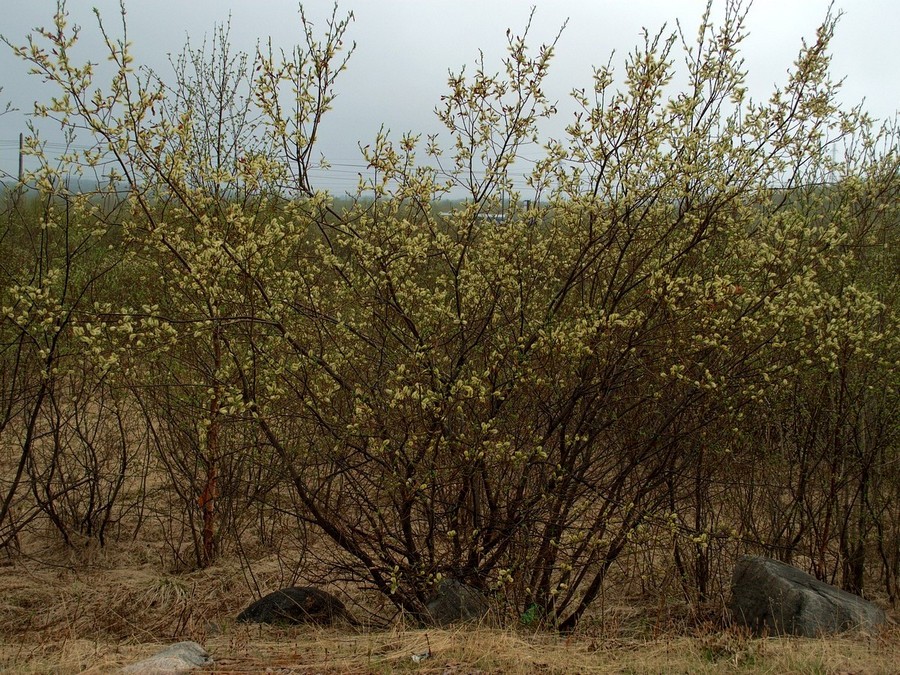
left=237, top=586, right=356, bottom=626
left=728, top=555, right=886, bottom=637
left=122, top=641, right=211, bottom=673
left=425, top=579, right=490, bottom=626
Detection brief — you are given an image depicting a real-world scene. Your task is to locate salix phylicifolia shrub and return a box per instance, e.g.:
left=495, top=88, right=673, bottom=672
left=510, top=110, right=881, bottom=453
left=4, top=0, right=897, bottom=627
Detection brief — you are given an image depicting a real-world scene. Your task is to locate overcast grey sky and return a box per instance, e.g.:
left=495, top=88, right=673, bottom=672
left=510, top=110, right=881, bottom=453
left=1, top=1, right=897, bottom=193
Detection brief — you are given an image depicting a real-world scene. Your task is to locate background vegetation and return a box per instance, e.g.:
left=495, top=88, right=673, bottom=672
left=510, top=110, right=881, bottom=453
left=0, top=0, right=896, bottom=638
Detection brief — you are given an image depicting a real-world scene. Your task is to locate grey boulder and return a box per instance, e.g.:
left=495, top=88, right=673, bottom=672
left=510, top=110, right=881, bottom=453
left=728, top=555, right=886, bottom=637
left=122, top=641, right=211, bottom=673
left=425, top=579, right=490, bottom=626
left=237, top=586, right=355, bottom=626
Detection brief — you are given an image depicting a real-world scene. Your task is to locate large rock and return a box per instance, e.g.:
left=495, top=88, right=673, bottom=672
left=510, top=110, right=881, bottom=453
left=728, top=555, right=886, bottom=637
left=122, top=641, right=211, bottom=673
left=425, top=579, right=490, bottom=626
left=237, top=586, right=356, bottom=626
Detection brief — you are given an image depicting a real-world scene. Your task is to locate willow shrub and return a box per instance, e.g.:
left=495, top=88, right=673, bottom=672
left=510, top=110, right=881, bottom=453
left=5, top=0, right=897, bottom=628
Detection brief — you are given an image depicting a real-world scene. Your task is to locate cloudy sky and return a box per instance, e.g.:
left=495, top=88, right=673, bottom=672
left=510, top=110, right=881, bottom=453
left=1, top=1, right=897, bottom=193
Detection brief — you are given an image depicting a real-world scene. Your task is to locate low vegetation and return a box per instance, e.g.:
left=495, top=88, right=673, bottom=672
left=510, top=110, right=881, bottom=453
left=0, top=0, right=897, bottom=670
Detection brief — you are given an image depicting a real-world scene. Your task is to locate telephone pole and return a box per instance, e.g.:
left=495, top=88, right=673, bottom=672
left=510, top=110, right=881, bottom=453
left=18, top=133, right=24, bottom=183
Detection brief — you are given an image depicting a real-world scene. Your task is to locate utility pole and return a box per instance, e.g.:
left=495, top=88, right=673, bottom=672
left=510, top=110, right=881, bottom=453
left=14, top=133, right=25, bottom=206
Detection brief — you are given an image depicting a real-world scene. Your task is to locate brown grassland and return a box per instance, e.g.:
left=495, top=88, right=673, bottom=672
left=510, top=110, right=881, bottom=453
left=0, top=539, right=896, bottom=673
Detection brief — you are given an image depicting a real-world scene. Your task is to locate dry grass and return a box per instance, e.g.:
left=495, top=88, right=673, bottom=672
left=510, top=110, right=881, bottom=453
left=0, top=548, right=896, bottom=674
left=2, top=623, right=898, bottom=674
